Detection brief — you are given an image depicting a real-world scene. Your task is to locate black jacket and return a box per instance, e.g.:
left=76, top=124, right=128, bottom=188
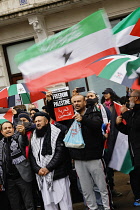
left=0, top=133, right=33, bottom=187
left=69, top=107, right=104, bottom=160
left=116, top=104, right=140, bottom=167
left=30, top=129, right=71, bottom=181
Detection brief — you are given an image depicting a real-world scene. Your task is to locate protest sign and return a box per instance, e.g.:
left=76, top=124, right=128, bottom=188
left=52, top=87, right=74, bottom=121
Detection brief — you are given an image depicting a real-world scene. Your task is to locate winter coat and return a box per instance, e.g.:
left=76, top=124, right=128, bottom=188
left=0, top=133, right=33, bottom=188
left=103, top=102, right=119, bottom=164
left=69, top=107, right=104, bottom=160
left=116, top=104, right=140, bottom=167
left=29, top=129, right=71, bottom=181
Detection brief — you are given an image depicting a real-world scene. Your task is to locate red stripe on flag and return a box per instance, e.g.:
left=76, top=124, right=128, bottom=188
left=114, top=102, right=122, bottom=116
left=4, top=108, right=13, bottom=122
left=26, top=48, right=117, bottom=91
left=86, top=58, right=113, bottom=75
left=130, top=19, right=140, bottom=37
left=0, top=98, right=8, bottom=108
left=114, top=102, right=126, bottom=125
left=30, top=91, right=46, bottom=102
left=131, top=78, right=140, bottom=89
left=0, top=88, right=8, bottom=100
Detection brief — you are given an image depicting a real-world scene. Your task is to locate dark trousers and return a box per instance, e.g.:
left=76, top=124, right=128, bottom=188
left=32, top=177, right=44, bottom=210
left=106, top=167, right=114, bottom=191
left=7, top=177, right=34, bottom=210
left=130, top=166, right=140, bottom=200
left=0, top=191, right=11, bottom=210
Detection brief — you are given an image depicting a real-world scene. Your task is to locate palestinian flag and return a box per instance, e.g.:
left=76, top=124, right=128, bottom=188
left=15, top=10, right=118, bottom=91
left=113, top=7, right=140, bottom=54
left=108, top=102, right=133, bottom=174
left=0, top=108, right=13, bottom=124
left=0, top=83, right=46, bottom=107
left=86, top=54, right=140, bottom=89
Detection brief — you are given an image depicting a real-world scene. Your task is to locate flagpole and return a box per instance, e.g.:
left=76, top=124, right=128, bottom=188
left=85, top=77, right=89, bottom=91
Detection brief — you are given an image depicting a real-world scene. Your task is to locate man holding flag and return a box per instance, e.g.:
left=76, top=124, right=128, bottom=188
left=116, top=89, right=140, bottom=207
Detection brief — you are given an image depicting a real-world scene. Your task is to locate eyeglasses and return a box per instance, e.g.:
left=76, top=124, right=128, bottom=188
left=129, top=96, right=137, bottom=98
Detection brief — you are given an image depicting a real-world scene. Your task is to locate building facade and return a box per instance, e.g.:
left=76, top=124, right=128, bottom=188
left=0, top=0, right=140, bottom=97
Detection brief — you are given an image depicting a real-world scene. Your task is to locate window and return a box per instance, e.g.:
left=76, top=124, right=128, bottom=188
left=3, top=39, right=35, bottom=84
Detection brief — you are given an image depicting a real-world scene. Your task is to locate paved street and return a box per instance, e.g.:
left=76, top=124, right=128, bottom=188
left=73, top=171, right=140, bottom=210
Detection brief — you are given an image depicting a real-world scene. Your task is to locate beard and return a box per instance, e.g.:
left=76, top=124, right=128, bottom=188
left=36, top=125, right=48, bottom=137
left=129, top=101, right=135, bottom=108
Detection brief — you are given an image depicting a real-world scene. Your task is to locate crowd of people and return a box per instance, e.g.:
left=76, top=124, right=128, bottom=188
left=0, top=86, right=140, bottom=210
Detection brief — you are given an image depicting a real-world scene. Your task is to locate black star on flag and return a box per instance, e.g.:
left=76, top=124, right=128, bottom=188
left=62, top=51, right=73, bottom=64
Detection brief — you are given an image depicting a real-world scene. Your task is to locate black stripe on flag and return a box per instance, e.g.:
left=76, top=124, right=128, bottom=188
left=120, top=39, right=140, bottom=55
left=22, top=83, right=29, bottom=93
left=8, top=95, right=15, bottom=107
left=121, top=75, right=137, bottom=88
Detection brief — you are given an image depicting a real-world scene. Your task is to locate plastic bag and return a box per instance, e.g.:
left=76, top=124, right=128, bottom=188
left=63, top=120, right=85, bottom=148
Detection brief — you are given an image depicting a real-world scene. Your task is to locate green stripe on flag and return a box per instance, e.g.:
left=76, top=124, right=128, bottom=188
left=113, top=7, right=140, bottom=34
left=120, top=150, right=134, bottom=174
left=0, top=119, right=8, bottom=124
left=8, top=84, right=18, bottom=96
left=98, top=57, right=130, bottom=79
left=21, top=93, right=31, bottom=104
left=15, top=10, right=107, bottom=65
left=126, top=57, right=140, bottom=77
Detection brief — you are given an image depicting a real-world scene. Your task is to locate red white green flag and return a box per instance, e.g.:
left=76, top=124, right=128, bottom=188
left=0, top=108, right=13, bottom=124
left=15, top=10, right=118, bottom=91
left=113, top=7, right=140, bottom=52
left=109, top=102, right=133, bottom=174
left=86, top=54, right=140, bottom=89
left=0, top=83, right=46, bottom=107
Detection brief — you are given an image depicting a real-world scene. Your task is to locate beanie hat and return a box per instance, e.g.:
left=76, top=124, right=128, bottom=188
left=42, top=105, right=49, bottom=113
left=30, top=108, right=39, bottom=113
left=33, top=111, right=50, bottom=122
left=18, top=112, right=31, bottom=122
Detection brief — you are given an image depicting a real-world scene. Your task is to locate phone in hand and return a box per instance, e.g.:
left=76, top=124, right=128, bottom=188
left=17, top=120, right=23, bottom=125
left=76, top=87, right=85, bottom=93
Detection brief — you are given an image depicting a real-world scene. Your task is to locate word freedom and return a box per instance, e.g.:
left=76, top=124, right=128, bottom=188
left=53, top=91, right=68, bottom=99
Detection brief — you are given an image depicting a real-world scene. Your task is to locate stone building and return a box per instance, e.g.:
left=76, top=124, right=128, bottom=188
left=0, top=0, right=140, bottom=97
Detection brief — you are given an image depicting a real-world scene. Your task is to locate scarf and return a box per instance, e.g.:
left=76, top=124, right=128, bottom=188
left=8, top=133, right=26, bottom=165
left=36, top=124, right=52, bottom=156
left=31, top=124, right=61, bottom=191
left=104, top=100, right=112, bottom=110
left=0, top=133, right=26, bottom=189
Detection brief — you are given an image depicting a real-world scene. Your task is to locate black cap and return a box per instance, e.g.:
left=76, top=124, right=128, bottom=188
left=30, top=108, right=39, bottom=113
left=18, top=112, right=31, bottom=122
left=102, top=88, right=114, bottom=94
left=33, top=111, right=50, bottom=122
left=42, top=105, right=49, bottom=113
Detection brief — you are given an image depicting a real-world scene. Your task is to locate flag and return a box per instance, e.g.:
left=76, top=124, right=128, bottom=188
left=86, top=54, right=140, bottom=89
left=108, top=102, right=133, bottom=174
left=0, top=83, right=46, bottom=107
left=15, top=10, right=118, bottom=91
left=113, top=7, right=140, bottom=53
left=0, top=108, right=13, bottom=124
left=0, top=98, right=8, bottom=108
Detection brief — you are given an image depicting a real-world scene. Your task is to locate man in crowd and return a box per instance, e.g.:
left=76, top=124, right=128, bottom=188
left=116, top=89, right=140, bottom=207
left=0, top=121, right=34, bottom=210
left=30, top=112, right=72, bottom=210
left=70, top=94, right=112, bottom=210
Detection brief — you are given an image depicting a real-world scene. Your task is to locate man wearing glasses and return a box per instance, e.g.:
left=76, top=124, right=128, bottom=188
left=116, top=89, right=140, bottom=207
